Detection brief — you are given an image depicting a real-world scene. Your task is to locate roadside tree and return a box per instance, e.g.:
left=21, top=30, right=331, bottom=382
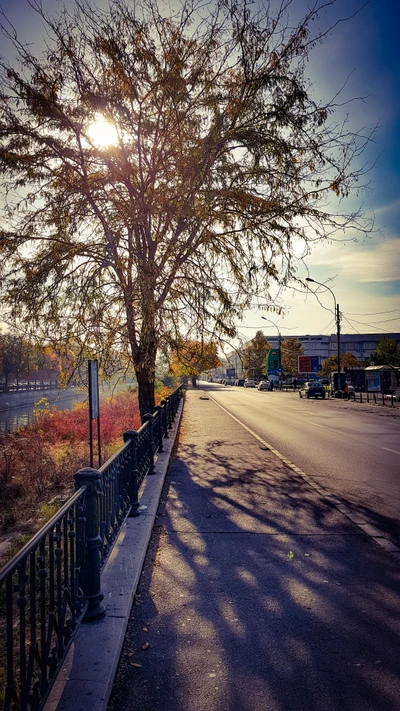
left=242, top=331, right=271, bottom=381
left=281, top=338, right=304, bottom=377
left=0, top=0, right=375, bottom=418
left=370, top=338, right=400, bottom=368
left=321, top=353, right=358, bottom=376
left=170, top=341, right=221, bottom=388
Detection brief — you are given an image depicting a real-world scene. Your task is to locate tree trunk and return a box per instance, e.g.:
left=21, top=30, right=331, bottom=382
left=135, top=366, right=156, bottom=422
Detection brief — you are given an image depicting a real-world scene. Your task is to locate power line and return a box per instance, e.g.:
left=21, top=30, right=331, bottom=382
left=344, top=316, right=398, bottom=333
left=347, top=309, right=400, bottom=316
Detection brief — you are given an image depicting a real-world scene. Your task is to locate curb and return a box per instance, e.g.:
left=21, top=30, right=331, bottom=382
left=44, top=398, right=184, bottom=711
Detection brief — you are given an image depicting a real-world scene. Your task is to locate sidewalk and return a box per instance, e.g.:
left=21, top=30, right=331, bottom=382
left=108, top=389, right=400, bottom=711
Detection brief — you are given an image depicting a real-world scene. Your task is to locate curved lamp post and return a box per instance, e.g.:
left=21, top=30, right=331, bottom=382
left=305, top=278, right=341, bottom=393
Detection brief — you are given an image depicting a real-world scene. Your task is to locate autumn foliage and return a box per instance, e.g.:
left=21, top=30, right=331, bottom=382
left=0, top=390, right=141, bottom=534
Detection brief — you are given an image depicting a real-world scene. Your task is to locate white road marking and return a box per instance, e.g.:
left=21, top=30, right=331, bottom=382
left=382, top=447, right=400, bottom=455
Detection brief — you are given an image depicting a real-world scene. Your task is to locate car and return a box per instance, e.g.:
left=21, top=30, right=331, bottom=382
left=236, top=379, right=245, bottom=387
left=244, top=379, right=256, bottom=388
left=257, top=380, right=271, bottom=391
left=299, top=381, right=326, bottom=399
left=224, top=379, right=234, bottom=385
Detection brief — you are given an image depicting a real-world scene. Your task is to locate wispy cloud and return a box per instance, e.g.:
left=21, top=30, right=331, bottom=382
left=307, top=236, right=400, bottom=284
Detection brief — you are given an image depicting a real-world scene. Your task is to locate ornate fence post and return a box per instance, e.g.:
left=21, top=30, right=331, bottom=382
left=166, top=396, right=172, bottom=430
left=74, top=468, right=105, bottom=621
left=153, top=406, right=164, bottom=452
left=160, top=400, right=168, bottom=439
left=123, top=430, right=140, bottom=517
left=142, top=414, right=156, bottom=474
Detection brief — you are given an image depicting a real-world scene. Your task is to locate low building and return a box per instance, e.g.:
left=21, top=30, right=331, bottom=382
left=207, top=332, right=400, bottom=380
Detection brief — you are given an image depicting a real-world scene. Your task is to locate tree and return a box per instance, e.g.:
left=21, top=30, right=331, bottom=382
left=242, top=331, right=270, bottom=381
left=0, top=0, right=374, bottom=419
left=0, top=334, right=27, bottom=388
left=370, top=338, right=400, bottom=368
left=170, top=341, right=221, bottom=387
left=281, top=338, right=304, bottom=376
left=321, top=352, right=358, bottom=376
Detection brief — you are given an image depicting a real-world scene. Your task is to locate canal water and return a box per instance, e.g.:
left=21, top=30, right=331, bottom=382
left=0, top=388, right=87, bottom=434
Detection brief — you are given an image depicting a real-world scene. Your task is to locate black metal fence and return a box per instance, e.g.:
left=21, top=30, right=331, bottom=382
left=0, top=384, right=184, bottom=711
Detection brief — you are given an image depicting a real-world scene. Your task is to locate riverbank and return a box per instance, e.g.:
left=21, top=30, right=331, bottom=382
left=0, top=386, right=85, bottom=412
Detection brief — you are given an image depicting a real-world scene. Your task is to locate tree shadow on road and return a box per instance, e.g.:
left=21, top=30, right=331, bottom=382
left=109, top=406, right=400, bottom=711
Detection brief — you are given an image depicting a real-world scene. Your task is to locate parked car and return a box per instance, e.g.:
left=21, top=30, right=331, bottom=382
left=244, top=379, right=256, bottom=388
left=257, top=380, right=271, bottom=391
left=236, top=379, right=245, bottom=387
left=299, top=381, right=326, bottom=399
left=224, top=379, right=234, bottom=385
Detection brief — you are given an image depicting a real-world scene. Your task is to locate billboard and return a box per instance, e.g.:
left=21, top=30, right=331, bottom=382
left=267, top=348, right=281, bottom=375
left=226, top=368, right=235, bottom=377
left=298, top=355, right=320, bottom=373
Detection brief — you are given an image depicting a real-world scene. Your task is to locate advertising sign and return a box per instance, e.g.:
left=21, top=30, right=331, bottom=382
left=226, top=368, right=235, bottom=378
left=298, top=356, right=320, bottom=373
left=365, top=370, right=381, bottom=392
left=267, top=348, right=281, bottom=375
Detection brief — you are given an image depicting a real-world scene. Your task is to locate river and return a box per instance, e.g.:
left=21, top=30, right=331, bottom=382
left=0, top=387, right=88, bottom=434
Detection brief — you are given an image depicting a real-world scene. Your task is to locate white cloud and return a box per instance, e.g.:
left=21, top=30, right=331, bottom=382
left=307, top=236, right=400, bottom=283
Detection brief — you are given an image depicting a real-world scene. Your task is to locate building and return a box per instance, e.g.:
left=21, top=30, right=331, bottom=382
left=208, top=332, right=400, bottom=379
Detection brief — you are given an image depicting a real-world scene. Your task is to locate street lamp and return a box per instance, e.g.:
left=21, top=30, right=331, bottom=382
left=305, top=278, right=341, bottom=394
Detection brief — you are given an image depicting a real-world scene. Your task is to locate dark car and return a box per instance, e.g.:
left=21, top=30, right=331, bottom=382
left=236, top=379, right=245, bottom=386
left=299, top=381, right=326, bottom=399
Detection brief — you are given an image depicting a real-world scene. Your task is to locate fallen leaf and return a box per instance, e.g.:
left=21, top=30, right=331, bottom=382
left=287, top=551, right=294, bottom=560
left=126, top=652, right=134, bottom=658
left=141, top=642, right=150, bottom=650
left=131, top=663, right=143, bottom=668
left=143, top=626, right=148, bottom=632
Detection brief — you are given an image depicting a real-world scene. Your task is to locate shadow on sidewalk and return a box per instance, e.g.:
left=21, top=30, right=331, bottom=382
left=109, top=422, right=400, bottom=711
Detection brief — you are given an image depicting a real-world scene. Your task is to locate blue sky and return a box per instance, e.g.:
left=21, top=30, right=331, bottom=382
left=0, top=0, right=399, bottom=340
left=240, top=0, right=400, bottom=342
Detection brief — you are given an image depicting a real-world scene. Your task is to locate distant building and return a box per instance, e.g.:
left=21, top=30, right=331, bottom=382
left=206, top=332, right=400, bottom=379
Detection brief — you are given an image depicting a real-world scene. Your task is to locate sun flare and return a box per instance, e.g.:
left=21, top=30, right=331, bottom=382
left=87, top=117, right=119, bottom=148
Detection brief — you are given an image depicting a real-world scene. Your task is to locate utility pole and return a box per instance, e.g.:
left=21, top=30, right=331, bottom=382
left=305, top=278, right=342, bottom=395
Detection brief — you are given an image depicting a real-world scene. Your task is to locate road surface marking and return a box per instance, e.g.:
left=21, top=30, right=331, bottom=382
left=203, top=390, right=400, bottom=556
left=382, top=447, right=400, bottom=455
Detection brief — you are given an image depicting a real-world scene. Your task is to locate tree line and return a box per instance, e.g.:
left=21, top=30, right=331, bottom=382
left=0, top=334, right=74, bottom=389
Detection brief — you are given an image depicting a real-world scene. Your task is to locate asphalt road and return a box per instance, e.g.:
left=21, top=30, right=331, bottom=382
left=202, top=383, right=400, bottom=545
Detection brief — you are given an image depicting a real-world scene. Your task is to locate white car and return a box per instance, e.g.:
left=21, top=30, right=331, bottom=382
left=257, top=380, right=271, bottom=391
left=244, top=379, right=256, bottom=388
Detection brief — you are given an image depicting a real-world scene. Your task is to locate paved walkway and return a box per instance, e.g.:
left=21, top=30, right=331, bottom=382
left=108, top=388, right=400, bottom=711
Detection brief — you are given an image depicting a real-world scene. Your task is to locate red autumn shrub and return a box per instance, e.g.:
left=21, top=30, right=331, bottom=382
left=0, top=390, right=142, bottom=533
left=31, top=390, right=141, bottom=446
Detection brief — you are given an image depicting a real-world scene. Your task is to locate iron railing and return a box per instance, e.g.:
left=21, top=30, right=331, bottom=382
left=0, top=384, right=184, bottom=711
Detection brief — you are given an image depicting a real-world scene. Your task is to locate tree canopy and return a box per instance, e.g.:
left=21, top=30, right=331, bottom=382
left=321, top=352, right=358, bottom=376
left=370, top=338, right=400, bottom=368
left=281, top=337, right=304, bottom=376
left=0, top=0, right=374, bottom=417
left=170, top=340, right=220, bottom=385
left=242, top=330, right=270, bottom=380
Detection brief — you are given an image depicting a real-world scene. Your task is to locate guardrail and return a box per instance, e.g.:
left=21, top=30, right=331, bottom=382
left=0, top=383, right=58, bottom=394
left=349, top=390, right=399, bottom=408
left=0, top=384, right=184, bottom=711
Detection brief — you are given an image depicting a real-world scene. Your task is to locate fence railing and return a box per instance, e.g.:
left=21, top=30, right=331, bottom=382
left=0, top=384, right=184, bottom=711
left=0, top=382, right=59, bottom=394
